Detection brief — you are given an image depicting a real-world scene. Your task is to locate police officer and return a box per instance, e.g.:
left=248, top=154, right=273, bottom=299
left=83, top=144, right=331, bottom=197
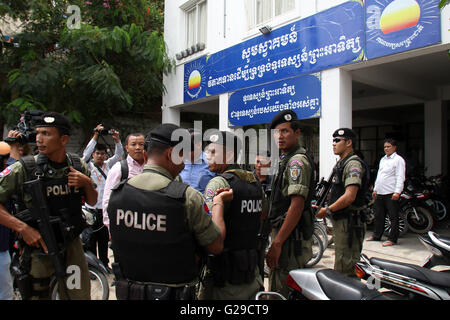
left=0, top=111, right=97, bottom=299
left=315, top=128, right=368, bottom=277
left=198, top=130, right=266, bottom=300
left=266, top=110, right=315, bottom=298
left=107, top=123, right=225, bottom=300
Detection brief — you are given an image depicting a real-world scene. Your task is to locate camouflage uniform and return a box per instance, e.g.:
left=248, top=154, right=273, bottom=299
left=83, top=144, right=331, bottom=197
left=329, top=153, right=367, bottom=277
left=198, top=165, right=266, bottom=300
left=268, top=145, right=313, bottom=298
left=0, top=155, right=92, bottom=299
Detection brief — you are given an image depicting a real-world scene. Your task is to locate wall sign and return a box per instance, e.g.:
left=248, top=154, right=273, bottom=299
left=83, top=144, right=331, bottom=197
left=184, top=0, right=364, bottom=103
left=365, top=0, right=441, bottom=59
left=228, top=74, right=321, bottom=127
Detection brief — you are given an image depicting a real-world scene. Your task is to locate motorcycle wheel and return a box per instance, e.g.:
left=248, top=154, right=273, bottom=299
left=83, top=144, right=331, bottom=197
left=305, top=232, right=324, bottom=268
left=383, top=212, right=408, bottom=237
left=314, top=221, right=329, bottom=249
left=51, top=266, right=110, bottom=300
left=404, top=206, right=434, bottom=234
left=432, top=200, right=447, bottom=222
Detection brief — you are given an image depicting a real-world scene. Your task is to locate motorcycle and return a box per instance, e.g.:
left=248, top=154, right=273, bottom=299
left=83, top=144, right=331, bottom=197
left=419, top=231, right=450, bottom=270
left=355, top=231, right=450, bottom=300
left=256, top=231, right=450, bottom=300
left=398, top=182, right=434, bottom=234
left=10, top=236, right=110, bottom=300
left=256, top=268, right=392, bottom=300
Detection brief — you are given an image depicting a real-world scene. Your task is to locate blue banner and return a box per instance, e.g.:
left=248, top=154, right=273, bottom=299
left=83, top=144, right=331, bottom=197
left=365, top=0, right=441, bottom=59
left=228, top=74, right=321, bottom=127
left=184, top=1, right=364, bottom=103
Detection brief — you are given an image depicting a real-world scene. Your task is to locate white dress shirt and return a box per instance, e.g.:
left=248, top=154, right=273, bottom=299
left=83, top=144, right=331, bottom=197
left=82, top=138, right=124, bottom=209
left=374, top=152, right=406, bottom=195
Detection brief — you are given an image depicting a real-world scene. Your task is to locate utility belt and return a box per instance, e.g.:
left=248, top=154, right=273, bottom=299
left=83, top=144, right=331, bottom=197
left=15, top=208, right=81, bottom=247
left=112, top=263, right=196, bottom=300
left=330, top=209, right=367, bottom=248
left=208, top=249, right=258, bottom=287
left=10, top=244, right=66, bottom=300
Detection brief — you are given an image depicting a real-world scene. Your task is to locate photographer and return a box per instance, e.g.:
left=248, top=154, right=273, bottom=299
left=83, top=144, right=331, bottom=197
left=81, top=124, right=123, bottom=270
left=5, top=130, right=25, bottom=165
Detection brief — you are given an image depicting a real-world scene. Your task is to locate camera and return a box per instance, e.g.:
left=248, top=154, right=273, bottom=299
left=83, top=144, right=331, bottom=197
left=4, top=110, right=44, bottom=145
left=94, top=128, right=115, bottom=136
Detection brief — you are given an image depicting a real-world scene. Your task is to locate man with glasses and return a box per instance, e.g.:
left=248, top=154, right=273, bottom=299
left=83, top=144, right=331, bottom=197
left=315, top=128, right=369, bottom=277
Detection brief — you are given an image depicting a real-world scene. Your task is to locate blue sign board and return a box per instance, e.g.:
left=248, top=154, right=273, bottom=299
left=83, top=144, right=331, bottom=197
left=184, top=0, right=364, bottom=103
left=365, top=0, right=441, bottom=59
left=228, top=74, right=321, bottom=127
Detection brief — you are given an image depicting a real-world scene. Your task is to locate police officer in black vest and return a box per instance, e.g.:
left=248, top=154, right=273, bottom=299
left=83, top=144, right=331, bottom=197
left=0, top=111, right=97, bottom=299
left=315, top=128, right=369, bottom=277
left=107, top=123, right=225, bottom=300
left=198, top=130, right=266, bottom=300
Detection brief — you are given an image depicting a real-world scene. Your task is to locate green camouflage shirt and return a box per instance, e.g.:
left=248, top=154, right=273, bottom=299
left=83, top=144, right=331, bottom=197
left=0, top=154, right=92, bottom=208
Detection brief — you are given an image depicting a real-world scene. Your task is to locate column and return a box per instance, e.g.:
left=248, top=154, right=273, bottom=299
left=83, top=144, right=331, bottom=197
left=319, top=68, right=353, bottom=179
left=162, top=106, right=180, bottom=125
left=424, top=100, right=447, bottom=176
left=219, top=93, right=231, bottom=132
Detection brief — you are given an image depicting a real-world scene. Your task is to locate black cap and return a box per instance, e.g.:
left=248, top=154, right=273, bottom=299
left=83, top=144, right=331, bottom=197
left=35, top=111, right=71, bottom=135
left=147, top=123, right=186, bottom=147
left=270, top=110, right=299, bottom=130
left=332, top=128, right=356, bottom=139
left=205, top=130, right=242, bottom=153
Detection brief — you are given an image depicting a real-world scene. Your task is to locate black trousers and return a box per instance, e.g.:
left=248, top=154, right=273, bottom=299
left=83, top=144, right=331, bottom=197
left=373, top=194, right=400, bottom=243
left=87, top=223, right=110, bottom=268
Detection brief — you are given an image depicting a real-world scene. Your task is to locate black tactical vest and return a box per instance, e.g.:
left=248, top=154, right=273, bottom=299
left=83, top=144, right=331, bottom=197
left=108, top=179, right=198, bottom=284
left=220, top=171, right=263, bottom=251
left=328, top=153, right=370, bottom=219
left=208, top=171, right=263, bottom=286
left=20, top=154, right=86, bottom=243
left=268, top=147, right=316, bottom=239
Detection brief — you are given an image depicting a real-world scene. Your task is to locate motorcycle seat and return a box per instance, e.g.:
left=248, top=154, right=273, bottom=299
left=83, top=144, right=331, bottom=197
left=316, top=269, right=390, bottom=300
left=370, top=257, right=450, bottom=288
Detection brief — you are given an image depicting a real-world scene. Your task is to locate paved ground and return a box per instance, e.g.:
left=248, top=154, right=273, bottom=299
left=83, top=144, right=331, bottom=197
left=101, top=223, right=450, bottom=300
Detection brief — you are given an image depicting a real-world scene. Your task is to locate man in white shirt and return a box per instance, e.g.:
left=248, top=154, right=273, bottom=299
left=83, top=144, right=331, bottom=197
left=82, top=124, right=123, bottom=268
left=367, top=138, right=405, bottom=247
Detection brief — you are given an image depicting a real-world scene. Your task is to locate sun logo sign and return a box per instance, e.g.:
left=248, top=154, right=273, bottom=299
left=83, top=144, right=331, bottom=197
left=184, top=57, right=207, bottom=102
left=365, top=0, right=441, bottom=59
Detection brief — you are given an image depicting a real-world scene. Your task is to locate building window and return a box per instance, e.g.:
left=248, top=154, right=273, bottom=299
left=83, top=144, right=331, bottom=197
left=186, top=1, right=207, bottom=48
left=246, top=0, right=295, bottom=30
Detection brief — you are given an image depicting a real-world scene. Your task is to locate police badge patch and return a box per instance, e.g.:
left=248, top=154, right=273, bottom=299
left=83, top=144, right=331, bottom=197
left=205, top=188, right=215, bottom=202
left=348, top=166, right=361, bottom=178
left=289, top=159, right=303, bottom=181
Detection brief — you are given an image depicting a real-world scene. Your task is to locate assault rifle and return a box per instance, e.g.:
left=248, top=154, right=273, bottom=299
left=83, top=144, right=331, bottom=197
left=24, top=178, right=71, bottom=300
left=312, top=170, right=335, bottom=215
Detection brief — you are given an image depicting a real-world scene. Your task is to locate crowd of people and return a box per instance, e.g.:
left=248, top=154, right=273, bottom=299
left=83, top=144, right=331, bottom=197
left=0, top=109, right=406, bottom=300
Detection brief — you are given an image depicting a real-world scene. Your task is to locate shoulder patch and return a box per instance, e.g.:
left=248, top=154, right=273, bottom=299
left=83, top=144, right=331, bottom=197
left=289, top=159, right=303, bottom=167
left=203, top=201, right=211, bottom=215
left=289, top=165, right=301, bottom=181
left=0, top=166, right=12, bottom=177
left=205, top=188, right=215, bottom=202
left=348, top=166, right=361, bottom=178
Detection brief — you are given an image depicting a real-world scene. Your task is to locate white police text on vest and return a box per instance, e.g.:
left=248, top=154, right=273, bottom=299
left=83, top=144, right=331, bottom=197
left=240, top=199, right=262, bottom=213
left=46, top=184, right=80, bottom=197
left=115, top=209, right=167, bottom=231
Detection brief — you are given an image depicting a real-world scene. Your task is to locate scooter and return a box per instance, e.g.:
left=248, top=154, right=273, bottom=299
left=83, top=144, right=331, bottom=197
left=354, top=231, right=450, bottom=300
left=418, top=231, right=450, bottom=270
left=255, top=268, right=392, bottom=300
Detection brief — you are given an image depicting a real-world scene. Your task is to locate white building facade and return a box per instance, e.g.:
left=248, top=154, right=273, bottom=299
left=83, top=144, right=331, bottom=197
left=163, top=0, right=450, bottom=179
